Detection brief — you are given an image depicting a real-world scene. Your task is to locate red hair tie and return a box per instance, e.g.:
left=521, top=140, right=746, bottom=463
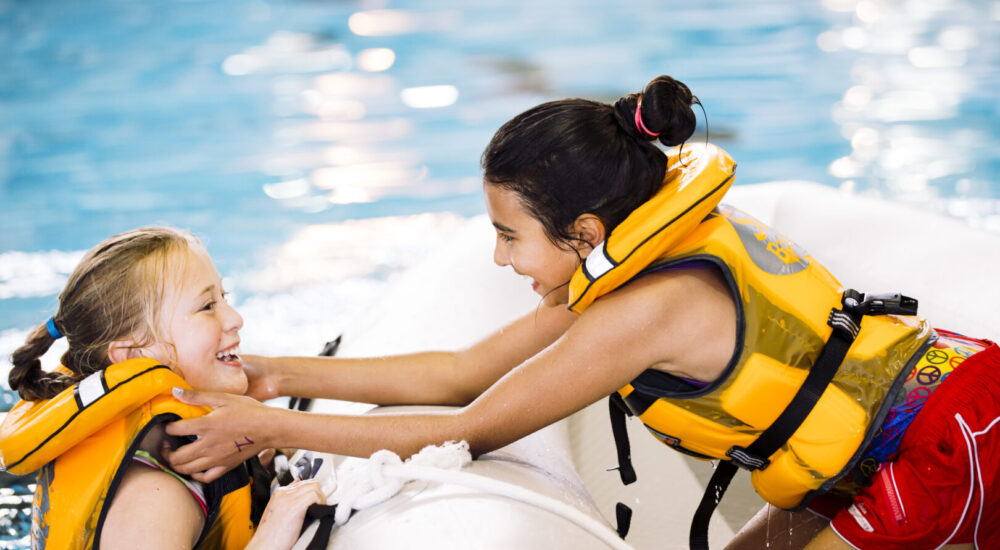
left=634, top=95, right=660, bottom=138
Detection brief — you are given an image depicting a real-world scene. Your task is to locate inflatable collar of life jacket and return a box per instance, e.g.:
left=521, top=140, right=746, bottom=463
left=0, top=357, right=200, bottom=475
left=567, top=143, right=736, bottom=315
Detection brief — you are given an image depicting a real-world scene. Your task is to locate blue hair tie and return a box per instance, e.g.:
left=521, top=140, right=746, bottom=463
left=46, top=318, right=63, bottom=340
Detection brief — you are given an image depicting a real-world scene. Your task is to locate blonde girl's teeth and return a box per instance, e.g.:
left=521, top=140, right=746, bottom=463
left=215, top=345, right=241, bottom=360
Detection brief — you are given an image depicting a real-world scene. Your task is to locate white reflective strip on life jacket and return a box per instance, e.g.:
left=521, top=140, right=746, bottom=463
left=584, top=242, right=614, bottom=280
left=77, top=372, right=106, bottom=408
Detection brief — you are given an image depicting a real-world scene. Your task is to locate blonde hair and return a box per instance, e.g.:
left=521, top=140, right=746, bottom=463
left=8, top=227, right=200, bottom=401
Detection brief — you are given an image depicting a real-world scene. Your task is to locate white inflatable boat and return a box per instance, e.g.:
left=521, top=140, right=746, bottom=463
left=292, top=181, right=1000, bottom=550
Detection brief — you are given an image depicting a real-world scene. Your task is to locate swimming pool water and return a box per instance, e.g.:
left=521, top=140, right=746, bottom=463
left=0, top=0, right=998, bottom=544
left=2, top=0, right=998, bottom=330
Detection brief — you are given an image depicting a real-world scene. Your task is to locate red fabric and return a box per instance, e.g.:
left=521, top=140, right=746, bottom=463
left=830, top=342, right=1000, bottom=549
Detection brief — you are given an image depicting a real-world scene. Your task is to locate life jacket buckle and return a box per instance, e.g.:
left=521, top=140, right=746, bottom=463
left=828, top=309, right=861, bottom=339
left=843, top=290, right=918, bottom=317
left=725, top=446, right=770, bottom=471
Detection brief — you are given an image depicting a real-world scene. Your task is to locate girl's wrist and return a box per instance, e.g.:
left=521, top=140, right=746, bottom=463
left=240, top=395, right=279, bottom=450
left=259, top=406, right=292, bottom=449
left=272, top=357, right=304, bottom=398
left=246, top=354, right=288, bottom=398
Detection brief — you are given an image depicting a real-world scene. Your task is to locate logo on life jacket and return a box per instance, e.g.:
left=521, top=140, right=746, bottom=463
left=724, top=206, right=810, bottom=275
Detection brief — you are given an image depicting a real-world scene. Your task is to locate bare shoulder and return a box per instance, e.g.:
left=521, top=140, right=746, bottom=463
left=584, top=266, right=733, bottom=330
left=101, top=461, right=205, bottom=549
left=576, top=266, right=737, bottom=381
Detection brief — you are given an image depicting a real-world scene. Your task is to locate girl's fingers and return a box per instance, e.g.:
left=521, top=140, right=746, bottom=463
left=189, top=465, right=230, bottom=484
left=279, top=479, right=327, bottom=505
left=163, top=416, right=203, bottom=439
left=257, top=447, right=277, bottom=469
left=170, top=387, right=229, bottom=407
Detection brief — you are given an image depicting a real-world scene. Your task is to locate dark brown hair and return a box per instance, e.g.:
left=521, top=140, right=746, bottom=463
left=481, top=75, right=697, bottom=248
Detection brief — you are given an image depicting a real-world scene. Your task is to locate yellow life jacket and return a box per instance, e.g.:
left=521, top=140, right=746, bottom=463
left=568, top=143, right=934, bottom=510
left=0, top=358, right=258, bottom=549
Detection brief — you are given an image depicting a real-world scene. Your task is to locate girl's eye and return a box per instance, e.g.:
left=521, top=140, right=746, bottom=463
left=201, top=301, right=216, bottom=312
left=499, top=233, right=514, bottom=243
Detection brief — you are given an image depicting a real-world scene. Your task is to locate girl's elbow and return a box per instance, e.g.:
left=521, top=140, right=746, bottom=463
left=434, top=375, right=487, bottom=406
left=460, top=432, right=497, bottom=458
left=450, top=409, right=508, bottom=457
left=448, top=386, right=484, bottom=406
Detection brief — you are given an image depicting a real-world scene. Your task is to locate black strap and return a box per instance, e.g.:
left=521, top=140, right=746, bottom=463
left=608, top=393, right=637, bottom=485
left=689, top=461, right=738, bottom=550
left=300, top=503, right=342, bottom=550
left=688, top=289, right=906, bottom=550
left=725, top=306, right=860, bottom=472
left=608, top=394, right=638, bottom=539
left=246, top=456, right=273, bottom=526
left=615, top=502, right=633, bottom=539
left=689, top=305, right=860, bottom=549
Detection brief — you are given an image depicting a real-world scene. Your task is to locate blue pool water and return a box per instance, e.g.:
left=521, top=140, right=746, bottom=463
left=0, top=0, right=998, bottom=545
left=2, top=0, right=999, bottom=332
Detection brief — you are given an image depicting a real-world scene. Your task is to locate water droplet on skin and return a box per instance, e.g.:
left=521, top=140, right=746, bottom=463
left=765, top=505, right=772, bottom=548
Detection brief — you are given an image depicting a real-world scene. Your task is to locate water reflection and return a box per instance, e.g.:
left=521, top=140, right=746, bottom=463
left=347, top=9, right=460, bottom=37
left=400, top=85, right=459, bottom=109
left=356, top=48, right=396, bottom=72
left=2, top=0, right=997, bottom=328
left=205, top=1, right=1000, bottom=224
left=820, top=0, right=998, bottom=227
left=313, top=162, right=427, bottom=204
left=222, top=31, right=352, bottom=76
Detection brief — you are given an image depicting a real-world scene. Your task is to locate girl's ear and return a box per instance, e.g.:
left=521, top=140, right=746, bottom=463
left=572, top=214, right=606, bottom=253
left=107, top=339, right=142, bottom=364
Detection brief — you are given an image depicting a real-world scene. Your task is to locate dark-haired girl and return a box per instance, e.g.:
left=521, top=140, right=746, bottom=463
left=163, top=75, right=1000, bottom=550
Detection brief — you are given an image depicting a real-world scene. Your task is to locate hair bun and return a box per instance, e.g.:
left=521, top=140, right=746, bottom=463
left=634, top=75, right=697, bottom=147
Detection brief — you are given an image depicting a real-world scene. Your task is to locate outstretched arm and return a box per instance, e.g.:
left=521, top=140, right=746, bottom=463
left=166, top=270, right=726, bottom=483
left=165, top=274, right=689, bottom=481
left=244, top=301, right=577, bottom=406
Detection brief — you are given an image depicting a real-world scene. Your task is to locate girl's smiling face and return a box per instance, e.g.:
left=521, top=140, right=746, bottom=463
left=484, top=183, right=587, bottom=306
left=146, top=246, right=247, bottom=394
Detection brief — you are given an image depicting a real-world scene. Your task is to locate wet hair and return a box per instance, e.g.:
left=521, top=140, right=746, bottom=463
left=8, top=227, right=200, bottom=401
left=481, top=75, right=698, bottom=247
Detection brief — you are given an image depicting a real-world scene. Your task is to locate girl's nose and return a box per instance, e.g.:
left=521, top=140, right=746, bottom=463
left=222, top=301, right=244, bottom=331
left=493, top=240, right=509, bottom=267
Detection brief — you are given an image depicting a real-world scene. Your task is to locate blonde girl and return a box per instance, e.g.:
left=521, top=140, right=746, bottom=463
left=1, top=227, right=324, bottom=550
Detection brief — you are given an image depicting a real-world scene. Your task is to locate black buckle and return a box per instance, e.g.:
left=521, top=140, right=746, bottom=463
left=725, top=446, right=770, bottom=471
left=843, top=290, right=918, bottom=316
